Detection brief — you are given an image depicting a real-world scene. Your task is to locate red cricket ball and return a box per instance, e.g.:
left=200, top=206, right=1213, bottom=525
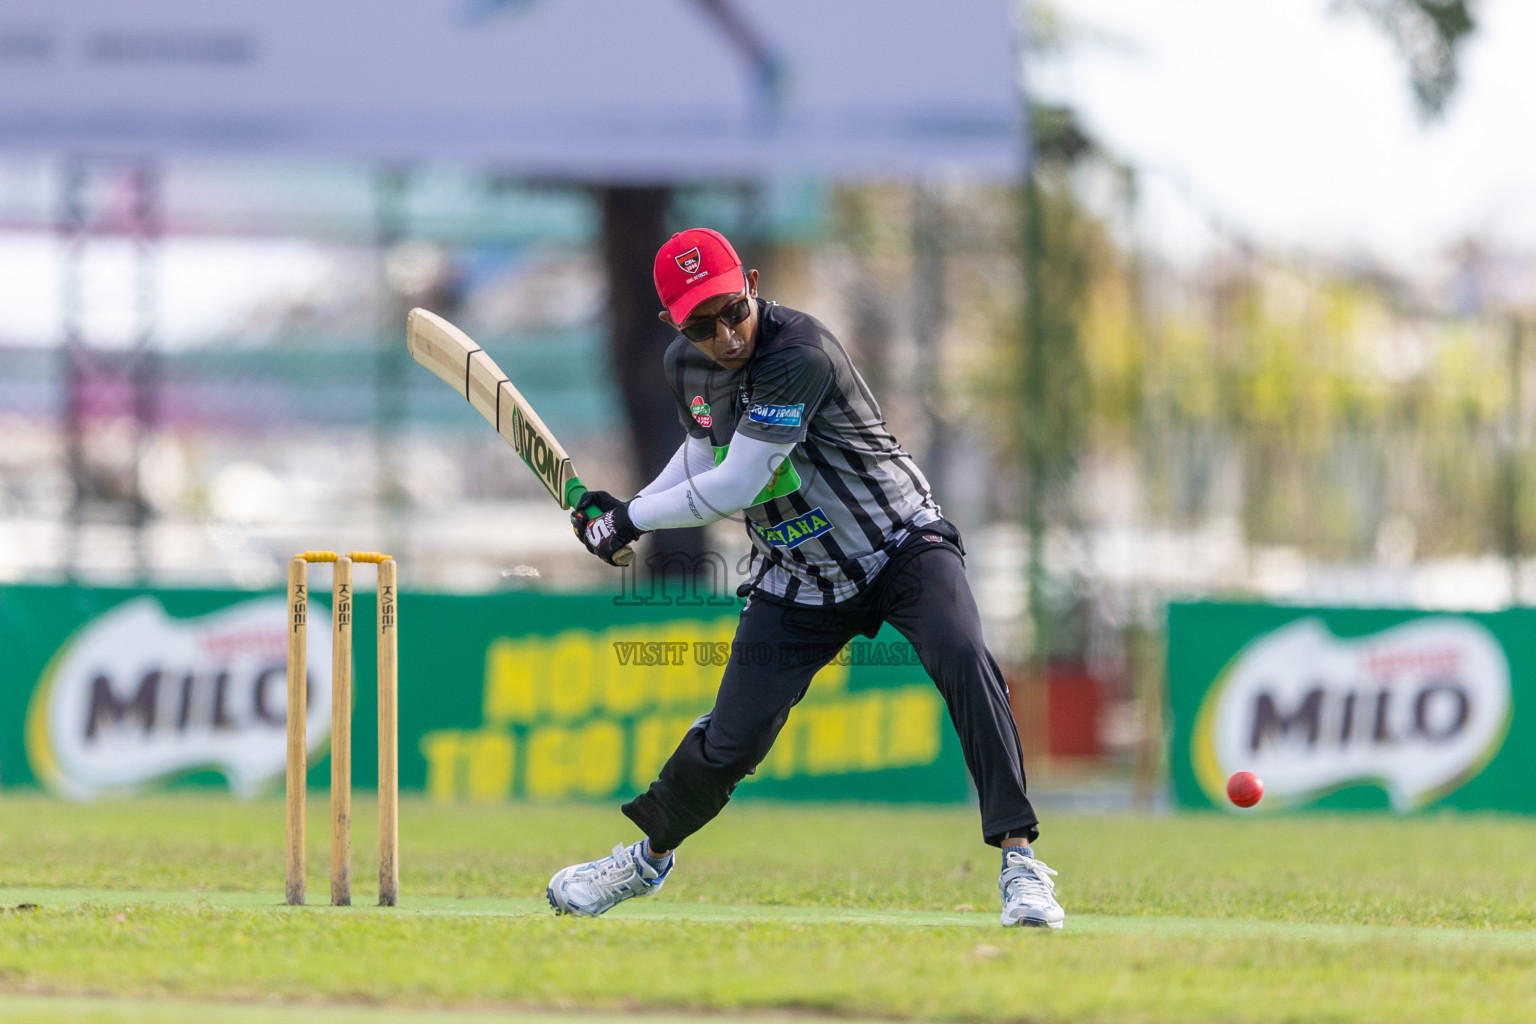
left=1226, top=771, right=1264, bottom=808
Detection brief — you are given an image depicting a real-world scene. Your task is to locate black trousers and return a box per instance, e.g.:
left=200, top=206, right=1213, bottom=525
left=623, top=521, right=1040, bottom=851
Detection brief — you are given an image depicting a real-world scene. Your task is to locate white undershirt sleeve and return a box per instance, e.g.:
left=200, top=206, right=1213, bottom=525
left=629, top=433, right=797, bottom=531
left=636, top=436, right=717, bottom=497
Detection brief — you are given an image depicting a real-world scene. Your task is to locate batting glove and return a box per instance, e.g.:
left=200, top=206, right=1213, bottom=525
left=571, top=491, right=645, bottom=566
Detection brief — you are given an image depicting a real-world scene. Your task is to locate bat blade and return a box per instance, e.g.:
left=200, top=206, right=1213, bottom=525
left=406, top=308, right=633, bottom=566
left=407, top=307, right=578, bottom=506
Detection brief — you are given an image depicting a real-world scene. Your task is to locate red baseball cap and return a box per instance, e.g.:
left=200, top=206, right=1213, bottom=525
left=654, top=228, right=746, bottom=324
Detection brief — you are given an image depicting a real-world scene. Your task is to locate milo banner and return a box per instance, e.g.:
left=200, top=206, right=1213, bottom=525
left=0, top=584, right=967, bottom=803
left=1169, top=602, right=1535, bottom=812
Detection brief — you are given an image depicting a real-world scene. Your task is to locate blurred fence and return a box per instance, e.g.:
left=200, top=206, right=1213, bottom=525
left=0, top=332, right=617, bottom=434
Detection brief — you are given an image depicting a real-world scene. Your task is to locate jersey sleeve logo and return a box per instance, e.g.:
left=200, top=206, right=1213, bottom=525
left=690, top=395, right=713, bottom=428
left=675, top=248, right=702, bottom=274
left=751, top=507, right=833, bottom=549
left=747, top=402, right=804, bottom=428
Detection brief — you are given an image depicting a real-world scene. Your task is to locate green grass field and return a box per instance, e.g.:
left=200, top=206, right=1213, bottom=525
left=3, top=795, right=1536, bottom=1023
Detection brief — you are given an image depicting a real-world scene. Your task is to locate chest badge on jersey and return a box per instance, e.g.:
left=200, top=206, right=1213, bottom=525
left=690, top=395, right=712, bottom=428
left=752, top=507, right=833, bottom=549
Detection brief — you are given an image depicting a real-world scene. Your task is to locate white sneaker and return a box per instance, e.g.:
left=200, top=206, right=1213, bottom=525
left=547, top=841, right=672, bottom=917
left=999, top=848, right=1065, bottom=928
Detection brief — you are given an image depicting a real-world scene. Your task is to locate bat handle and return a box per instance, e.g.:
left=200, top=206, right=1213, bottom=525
left=568, top=483, right=636, bottom=568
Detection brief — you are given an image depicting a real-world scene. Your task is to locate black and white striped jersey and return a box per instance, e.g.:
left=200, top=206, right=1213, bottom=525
left=663, top=299, right=941, bottom=606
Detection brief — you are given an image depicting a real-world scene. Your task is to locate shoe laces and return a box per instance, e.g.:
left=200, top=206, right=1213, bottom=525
left=585, top=844, right=644, bottom=886
left=1001, top=853, right=1058, bottom=904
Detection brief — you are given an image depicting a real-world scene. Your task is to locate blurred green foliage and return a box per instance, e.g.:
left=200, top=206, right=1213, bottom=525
left=1007, top=0, right=1518, bottom=575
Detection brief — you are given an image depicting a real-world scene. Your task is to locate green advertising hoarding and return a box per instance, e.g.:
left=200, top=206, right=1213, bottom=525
left=1169, top=602, right=1535, bottom=813
left=0, top=584, right=968, bottom=804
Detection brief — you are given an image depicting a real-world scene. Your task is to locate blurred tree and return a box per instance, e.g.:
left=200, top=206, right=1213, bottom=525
left=598, top=186, right=708, bottom=583
left=1018, top=101, right=1103, bottom=667
left=1335, top=0, right=1478, bottom=120
left=1008, top=0, right=1490, bottom=661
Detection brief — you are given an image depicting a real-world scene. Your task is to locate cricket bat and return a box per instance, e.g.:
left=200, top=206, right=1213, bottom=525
left=405, top=307, right=634, bottom=567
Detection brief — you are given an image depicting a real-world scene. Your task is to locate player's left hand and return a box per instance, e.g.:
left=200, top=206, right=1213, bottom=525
left=571, top=491, right=645, bottom=566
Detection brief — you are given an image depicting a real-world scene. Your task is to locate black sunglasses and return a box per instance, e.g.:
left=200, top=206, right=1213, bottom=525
left=680, top=294, right=752, bottom=342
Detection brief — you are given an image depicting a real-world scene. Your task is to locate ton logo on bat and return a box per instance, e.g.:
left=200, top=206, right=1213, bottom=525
left=511, top=407, right=559, bottom=495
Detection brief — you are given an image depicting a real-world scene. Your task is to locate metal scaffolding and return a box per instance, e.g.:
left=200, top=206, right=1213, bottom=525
left=58, top=157, right=162, bottom=581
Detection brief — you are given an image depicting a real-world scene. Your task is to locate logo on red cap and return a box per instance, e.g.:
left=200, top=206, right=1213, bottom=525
left=675, top=248, right=702, bottom=275
left=655, top=228, right=746, bottom=324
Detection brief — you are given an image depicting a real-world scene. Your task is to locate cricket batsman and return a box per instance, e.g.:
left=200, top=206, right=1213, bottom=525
left=548, top=227, right=1064, bottom=928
